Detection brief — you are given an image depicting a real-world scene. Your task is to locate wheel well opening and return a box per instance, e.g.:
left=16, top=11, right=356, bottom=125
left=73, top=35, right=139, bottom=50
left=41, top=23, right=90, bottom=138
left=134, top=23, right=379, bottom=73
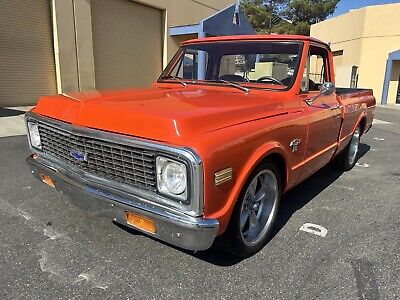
left=360, top=117, right=367, bottom=135
left=260, top=153, right=287, bottom=192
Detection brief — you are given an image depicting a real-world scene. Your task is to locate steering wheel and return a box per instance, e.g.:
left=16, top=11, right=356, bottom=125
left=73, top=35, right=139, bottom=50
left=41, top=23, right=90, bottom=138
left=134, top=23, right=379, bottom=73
left=256, top=76, right=284, bottom=85
left=219, top=74, right=249, bottom=83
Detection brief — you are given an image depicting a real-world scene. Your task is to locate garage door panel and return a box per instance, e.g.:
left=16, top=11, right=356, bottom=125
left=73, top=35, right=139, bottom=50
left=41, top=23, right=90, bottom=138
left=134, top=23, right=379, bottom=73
left=0, top=0, right=57, bottom=106
left=91, top=0, right=163, bottom=89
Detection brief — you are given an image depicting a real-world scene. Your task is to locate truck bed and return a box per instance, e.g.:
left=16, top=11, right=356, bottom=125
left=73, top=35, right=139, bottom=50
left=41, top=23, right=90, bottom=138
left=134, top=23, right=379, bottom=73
left=335, top=87, right=375, bottom=155
left=336, top=87, right=373, bottom=96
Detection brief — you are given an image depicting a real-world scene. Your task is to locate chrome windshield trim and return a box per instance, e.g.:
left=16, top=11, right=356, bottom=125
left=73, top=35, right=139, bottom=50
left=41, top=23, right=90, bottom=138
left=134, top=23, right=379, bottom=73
left=25, top=111, right=204, bottom=217
left=158, top=41, right=304, bottom=93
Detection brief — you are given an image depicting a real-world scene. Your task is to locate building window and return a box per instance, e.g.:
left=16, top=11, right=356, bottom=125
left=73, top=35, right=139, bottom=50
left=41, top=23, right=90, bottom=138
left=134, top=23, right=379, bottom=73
left=332, top=50, right=344, bottom=67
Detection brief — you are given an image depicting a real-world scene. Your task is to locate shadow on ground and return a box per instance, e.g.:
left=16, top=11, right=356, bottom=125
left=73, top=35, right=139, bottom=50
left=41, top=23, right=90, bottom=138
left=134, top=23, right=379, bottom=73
left=117, top=143, right=370, bottom=266
left=0, top=107, right=26, bottom=117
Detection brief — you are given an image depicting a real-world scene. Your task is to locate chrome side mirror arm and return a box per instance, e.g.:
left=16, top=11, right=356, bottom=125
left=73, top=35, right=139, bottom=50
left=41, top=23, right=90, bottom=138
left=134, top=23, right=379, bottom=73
left=304, top=82, right=335, bottom=106
left=305, top=97, right=317, bottom=106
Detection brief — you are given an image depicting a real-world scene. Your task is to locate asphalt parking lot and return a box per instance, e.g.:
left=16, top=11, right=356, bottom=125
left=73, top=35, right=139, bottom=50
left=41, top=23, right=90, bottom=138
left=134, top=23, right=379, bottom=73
left=0, top=107, right=399, bottom=299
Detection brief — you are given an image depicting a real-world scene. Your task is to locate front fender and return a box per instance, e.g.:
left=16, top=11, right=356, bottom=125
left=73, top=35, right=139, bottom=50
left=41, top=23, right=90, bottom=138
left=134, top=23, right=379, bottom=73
left=208, top=141, right=291, bottom=234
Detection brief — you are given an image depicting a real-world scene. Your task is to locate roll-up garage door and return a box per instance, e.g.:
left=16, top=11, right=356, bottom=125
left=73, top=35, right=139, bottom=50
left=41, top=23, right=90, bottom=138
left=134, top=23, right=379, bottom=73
left=0, top=0, right=57, bottom=106
left=91, top=0, right=163, bottom=90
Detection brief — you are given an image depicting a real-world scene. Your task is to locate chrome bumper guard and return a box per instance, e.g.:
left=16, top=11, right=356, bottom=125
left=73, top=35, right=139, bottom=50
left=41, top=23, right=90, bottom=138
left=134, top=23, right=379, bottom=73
left=27, top=155, right=218, bottom=251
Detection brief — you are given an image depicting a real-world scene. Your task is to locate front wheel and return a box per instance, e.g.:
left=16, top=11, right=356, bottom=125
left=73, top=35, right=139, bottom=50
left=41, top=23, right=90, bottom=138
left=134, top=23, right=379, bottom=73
left=217, top=161, right=281, bottom=258
left=335, top=125, right=361, bottom=171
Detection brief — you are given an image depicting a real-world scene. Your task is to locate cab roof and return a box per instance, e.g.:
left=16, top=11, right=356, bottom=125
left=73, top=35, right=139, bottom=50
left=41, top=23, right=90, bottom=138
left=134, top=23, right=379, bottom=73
left=182, top=34, right=329, bottom=48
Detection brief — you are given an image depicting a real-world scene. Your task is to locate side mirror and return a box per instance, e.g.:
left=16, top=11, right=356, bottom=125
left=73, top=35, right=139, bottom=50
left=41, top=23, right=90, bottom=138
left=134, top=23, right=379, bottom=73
left=320, top=82, right=335, bottom=96
left=305, top=82, right=335, bottom=106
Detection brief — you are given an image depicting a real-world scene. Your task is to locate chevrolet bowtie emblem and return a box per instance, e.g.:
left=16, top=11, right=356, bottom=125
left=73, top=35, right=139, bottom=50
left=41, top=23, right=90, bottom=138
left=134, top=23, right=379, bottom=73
left=70, top=150, right=88, bottom=162
left=290, top=139, right=301, bottom=152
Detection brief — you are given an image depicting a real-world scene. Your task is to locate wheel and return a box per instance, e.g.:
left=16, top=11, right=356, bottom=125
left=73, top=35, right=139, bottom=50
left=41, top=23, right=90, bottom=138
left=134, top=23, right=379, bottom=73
left=335, top=124, right=361, bottom=171
left=217, top=161, right=281, bottom=258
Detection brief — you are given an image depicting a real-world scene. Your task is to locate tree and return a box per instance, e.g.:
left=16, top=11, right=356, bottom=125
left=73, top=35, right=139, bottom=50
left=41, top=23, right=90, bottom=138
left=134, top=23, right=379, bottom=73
left=240, top=0, right=289, bottom=34
left=241, top=0, right=339, bottom=35
left=286, top=0, right=340, bottom=29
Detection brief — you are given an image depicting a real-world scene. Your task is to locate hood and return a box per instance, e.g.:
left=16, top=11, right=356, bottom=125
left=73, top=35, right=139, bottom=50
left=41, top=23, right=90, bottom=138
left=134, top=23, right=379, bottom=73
left=33, top=85, right=285, bottom=145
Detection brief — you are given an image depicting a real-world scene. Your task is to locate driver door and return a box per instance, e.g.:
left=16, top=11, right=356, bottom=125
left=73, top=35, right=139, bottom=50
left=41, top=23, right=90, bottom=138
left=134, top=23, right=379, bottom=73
left=298, top=45, right=342, bottom=180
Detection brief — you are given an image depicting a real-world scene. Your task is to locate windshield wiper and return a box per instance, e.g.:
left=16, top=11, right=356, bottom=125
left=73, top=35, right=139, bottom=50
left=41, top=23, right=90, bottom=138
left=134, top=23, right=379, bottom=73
left=161, top=75, right=188, bottom=87
left=218, top=79, right=250, bottom=93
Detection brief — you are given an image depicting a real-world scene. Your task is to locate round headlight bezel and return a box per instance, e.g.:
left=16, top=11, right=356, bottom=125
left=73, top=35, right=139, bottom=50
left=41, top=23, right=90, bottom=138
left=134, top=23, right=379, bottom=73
left=156, top=156, right=189, bottom=202
left=27, top=122, right=42, bottom=150
left=161, top=161, right=187, bottom=195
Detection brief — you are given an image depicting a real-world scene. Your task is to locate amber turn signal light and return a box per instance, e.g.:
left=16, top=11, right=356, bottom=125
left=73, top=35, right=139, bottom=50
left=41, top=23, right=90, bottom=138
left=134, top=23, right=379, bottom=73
left=125, top=212, right=156, bottom=234
left=40, top=174, right=55, bottom=188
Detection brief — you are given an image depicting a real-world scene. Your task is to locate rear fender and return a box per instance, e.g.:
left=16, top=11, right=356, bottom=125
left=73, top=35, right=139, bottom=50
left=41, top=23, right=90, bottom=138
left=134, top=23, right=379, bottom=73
left=353, top=110, right=367, bottom=135
left=337, top=108, right=367, bottom=155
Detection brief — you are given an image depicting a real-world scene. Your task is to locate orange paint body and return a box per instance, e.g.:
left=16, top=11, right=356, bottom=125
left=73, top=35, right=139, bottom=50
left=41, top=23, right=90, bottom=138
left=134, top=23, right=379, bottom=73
left=32, top=35, right=375, bottom=235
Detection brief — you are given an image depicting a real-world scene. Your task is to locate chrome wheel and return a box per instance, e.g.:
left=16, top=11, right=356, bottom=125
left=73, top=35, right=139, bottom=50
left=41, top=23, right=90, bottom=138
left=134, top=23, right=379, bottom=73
left=240, top=170, right=279, bottom=245
left=348, top=126, right=360, bottom=165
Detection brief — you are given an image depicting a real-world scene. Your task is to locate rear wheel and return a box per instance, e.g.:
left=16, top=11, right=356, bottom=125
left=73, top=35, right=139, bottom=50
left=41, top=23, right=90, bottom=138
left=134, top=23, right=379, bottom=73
left=335, top=125, right=361, bottom=171
left=217, top=161, right=281, bottom=258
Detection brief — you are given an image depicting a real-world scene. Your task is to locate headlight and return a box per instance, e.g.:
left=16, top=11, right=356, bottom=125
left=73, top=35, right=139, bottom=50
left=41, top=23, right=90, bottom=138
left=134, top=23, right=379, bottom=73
left=156, top=156, right=187, bottom=201
left=27, top=122, right=42, bottom=150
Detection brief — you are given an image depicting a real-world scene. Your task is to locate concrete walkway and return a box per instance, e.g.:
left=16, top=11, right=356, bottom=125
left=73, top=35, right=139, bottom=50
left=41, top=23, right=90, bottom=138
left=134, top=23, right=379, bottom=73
left=0, top=107, right=33, bottom=138
left=378, top=103, right=400, bottom=110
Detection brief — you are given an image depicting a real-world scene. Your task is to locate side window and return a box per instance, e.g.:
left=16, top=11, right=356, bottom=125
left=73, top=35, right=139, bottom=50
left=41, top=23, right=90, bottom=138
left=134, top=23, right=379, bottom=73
left=182, top=52, right=198, bottom=80
left=301, top=46, right=330, bottom=92
left=171, top=50, right=208, bottom=80
left=309, top=46, right=329, bottom=91
left=301, top=55, right=310, bottom=92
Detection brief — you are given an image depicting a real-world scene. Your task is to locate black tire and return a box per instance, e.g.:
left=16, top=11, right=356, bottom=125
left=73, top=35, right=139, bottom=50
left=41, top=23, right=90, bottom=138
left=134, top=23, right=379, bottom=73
left=217, top=160, right=281, bottom=258
left=335, top=124, right=361, bottom=171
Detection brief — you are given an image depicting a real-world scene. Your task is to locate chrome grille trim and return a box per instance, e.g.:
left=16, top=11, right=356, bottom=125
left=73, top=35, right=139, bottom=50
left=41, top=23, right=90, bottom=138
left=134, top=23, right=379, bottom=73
left=37, top=122, right=157, bottom=192
left=25, top=111, right=204, bottom=217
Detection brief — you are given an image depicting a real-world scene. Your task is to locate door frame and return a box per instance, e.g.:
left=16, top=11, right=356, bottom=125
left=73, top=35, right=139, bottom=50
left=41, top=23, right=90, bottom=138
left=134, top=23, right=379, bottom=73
left=381, top=50, right=400, bottom=105
left=397, top=72, right=400, bottom=104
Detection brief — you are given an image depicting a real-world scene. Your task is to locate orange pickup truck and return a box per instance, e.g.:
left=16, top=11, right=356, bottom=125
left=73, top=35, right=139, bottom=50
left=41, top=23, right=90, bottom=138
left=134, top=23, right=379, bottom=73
left=26, top=35, right=375, bottom=257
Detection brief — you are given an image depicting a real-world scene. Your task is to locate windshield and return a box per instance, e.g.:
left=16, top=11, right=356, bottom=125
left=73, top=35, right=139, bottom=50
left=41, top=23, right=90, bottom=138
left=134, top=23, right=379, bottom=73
left=159, top=41, right=303, bottom=90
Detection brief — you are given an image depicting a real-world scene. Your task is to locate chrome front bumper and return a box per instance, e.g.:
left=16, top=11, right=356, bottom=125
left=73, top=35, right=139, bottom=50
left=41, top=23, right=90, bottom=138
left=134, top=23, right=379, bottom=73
left=27, top=155, right=219, bottom=251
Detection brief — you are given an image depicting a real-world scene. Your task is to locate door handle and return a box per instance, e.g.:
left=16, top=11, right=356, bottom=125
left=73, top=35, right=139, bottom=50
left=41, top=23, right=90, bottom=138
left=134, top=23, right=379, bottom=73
left=305, top=98, right=315, bottom=106
left=330, top=104, right=342, bottom=110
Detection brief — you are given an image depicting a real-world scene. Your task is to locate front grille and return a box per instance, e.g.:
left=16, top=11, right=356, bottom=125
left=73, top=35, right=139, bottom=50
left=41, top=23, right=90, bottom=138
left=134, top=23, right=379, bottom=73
left=37, top=122, right=157, bottom=192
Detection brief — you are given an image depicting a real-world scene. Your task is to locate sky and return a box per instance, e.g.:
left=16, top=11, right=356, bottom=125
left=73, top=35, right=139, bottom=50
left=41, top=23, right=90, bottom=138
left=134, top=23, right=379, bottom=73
left=332, top=0, right=400, bottom=17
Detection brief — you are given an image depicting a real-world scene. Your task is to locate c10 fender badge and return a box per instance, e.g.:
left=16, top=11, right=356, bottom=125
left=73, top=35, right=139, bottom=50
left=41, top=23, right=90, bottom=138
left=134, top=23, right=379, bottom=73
left=70, top=150, right=88, bottom=162
left=214, top=167, right=233, bottom=186
left=290, top=139, right=302, bottom=152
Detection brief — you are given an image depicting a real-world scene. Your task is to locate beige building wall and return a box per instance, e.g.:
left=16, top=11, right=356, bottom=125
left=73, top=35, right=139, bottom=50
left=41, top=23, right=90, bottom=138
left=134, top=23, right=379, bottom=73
left=310, top=3, right=400, bottom=104
left=169, top=33, right=199, bottom=58
left=311, top=7, right=366, bottom=68
left=53, top=0, right=234, bottom=93
left=136, top=0, right=234, bottom=59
